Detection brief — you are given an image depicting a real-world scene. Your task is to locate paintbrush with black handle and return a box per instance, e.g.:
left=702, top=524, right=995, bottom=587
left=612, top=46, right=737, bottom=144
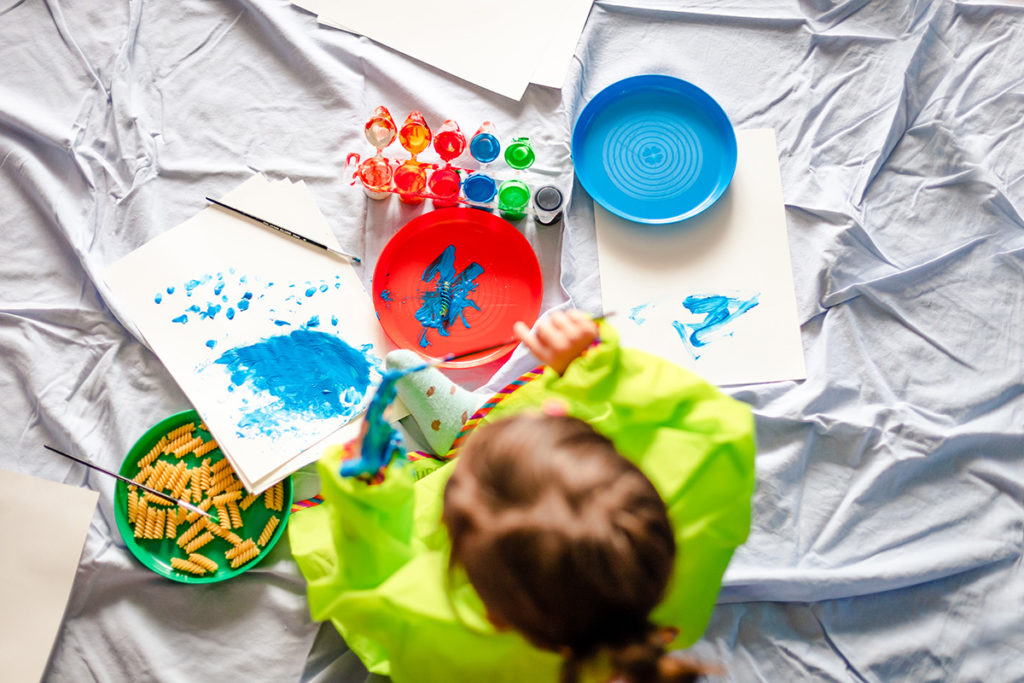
left=44, top=444, right=216, bottom=521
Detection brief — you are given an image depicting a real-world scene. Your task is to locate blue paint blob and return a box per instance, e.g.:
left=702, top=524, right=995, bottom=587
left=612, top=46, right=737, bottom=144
left=274, top=320, right=291, bottom=326
left=214, top=282, right=225, bottom=296
left=415, top=245, right=484, bottom=347
left=227, top=308, right=236, bottom=320
left=214, top=329, right=373, bottom=433
left=307, top=315, right=320, bottom=328
left=243, top=292, right=253, bottom=300
left=335, top=282, right=341, bottom=289
left=305, top=287, right=317, bottom=297
left=187, top=304, right=201, bottom=314
left=319, top=284, right=328, bottom=293
left=238, top=299, right=250, bottom=311
left=206, top=340, right=217, bottom=349
left=331, top=315, right=339, bottom=326
left=154, top=293, right=163, bottom=304
left=200, top=303, right=222, bottom=320
left=380, top=289, right=394, bottom=302
left=172, top=314, right=188, bottom=324
left=184, top=276, right=210, bottom=296
left=672, top=294, right=760, bottom=355
left=166, top=286, right=175, bottom=295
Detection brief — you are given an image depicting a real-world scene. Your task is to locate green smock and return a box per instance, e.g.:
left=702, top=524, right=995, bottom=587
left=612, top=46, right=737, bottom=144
left=289, top=324, right=756, bottom=683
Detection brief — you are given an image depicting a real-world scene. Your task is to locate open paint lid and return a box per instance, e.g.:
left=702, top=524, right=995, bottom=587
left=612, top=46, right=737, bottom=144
left=572, top=74, right=737, bottom=224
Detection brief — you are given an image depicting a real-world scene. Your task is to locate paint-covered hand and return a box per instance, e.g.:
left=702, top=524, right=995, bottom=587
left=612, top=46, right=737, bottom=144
left=514, top=310, right=598, bottom=376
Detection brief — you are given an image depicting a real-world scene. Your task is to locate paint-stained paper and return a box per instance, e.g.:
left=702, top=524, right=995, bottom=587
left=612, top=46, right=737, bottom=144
left=595, top=129, right=806, bottom=386
left=104, top=176, right=390, bottom=492
left=0, top=469, right=97, bottom=682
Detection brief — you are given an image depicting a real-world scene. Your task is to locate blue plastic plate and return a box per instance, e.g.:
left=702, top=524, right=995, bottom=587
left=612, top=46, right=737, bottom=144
left=571, top=75, right=737, bottom=224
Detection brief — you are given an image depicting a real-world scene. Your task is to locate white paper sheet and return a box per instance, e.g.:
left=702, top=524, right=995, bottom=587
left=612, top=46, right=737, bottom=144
left=530, top=0, right=594, bottom=89
left=0, top=468, right=97, bottom=683
left=310, top=0, right=568, bottom=99
left=104, top=176, right=390, bottom=492
left=596, top=129, right=806, bottom=386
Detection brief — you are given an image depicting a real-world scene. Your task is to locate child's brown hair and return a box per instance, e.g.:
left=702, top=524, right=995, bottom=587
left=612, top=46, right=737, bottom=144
left=443, top=413, right=708, bottom=683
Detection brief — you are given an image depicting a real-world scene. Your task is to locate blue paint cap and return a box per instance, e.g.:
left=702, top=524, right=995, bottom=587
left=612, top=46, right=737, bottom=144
left=463, top=173, right=497, bottom=204
left=470, top=133, right=500, bottom=163
left=470, top=122, right=501, bottom=163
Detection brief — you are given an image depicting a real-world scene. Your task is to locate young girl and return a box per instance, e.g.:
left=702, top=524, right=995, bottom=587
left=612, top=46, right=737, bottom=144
left=289, top=310, right=755, bottom=683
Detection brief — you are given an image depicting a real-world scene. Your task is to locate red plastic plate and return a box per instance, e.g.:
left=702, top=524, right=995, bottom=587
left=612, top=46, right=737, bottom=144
left=372, top=208, right=542, bottom=368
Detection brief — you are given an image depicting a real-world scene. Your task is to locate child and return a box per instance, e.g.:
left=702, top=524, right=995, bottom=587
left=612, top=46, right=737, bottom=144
left=289, top=310, right=755, bottom=683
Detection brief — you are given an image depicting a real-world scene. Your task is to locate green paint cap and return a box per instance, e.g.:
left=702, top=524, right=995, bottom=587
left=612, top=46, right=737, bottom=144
left=504, top=137, right=535, bottom=170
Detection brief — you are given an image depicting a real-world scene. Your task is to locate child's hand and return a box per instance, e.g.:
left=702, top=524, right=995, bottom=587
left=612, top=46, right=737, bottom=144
left=514, top=309, right=598, bottom=376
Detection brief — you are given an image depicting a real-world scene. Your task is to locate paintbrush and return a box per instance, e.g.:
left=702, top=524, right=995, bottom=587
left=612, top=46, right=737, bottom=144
left=433, top=309, right=617, bottom=365
left=205, top=196, right=362, bottom=264
left=43, top=444, right=216, bottom=521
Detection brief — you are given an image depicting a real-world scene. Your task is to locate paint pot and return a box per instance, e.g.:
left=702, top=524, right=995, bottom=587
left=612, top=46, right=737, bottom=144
left=364, top=106, right=397, bottom=151
left=533, top=185, right=563, bottom=225
left=470, top=121, right=501, bottom=163
left=399, top=111, right=432, bottom=158
left=428, top=167, right=461, bottom=208
left=357, top=156, right=394, bottom=200
left=393, top=159, right=427, bottom=204
left=462, top=172, right=497, bottom=207
left=504, top=137, right=535, bottom=170
left=497, top=179, right=531, bottom=220
left=433, top=120, right=467, bottom=163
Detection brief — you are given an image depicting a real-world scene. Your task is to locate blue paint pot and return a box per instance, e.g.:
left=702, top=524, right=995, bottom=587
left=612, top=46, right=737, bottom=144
left=463, top=173, right=497, bottom=205
left=470, top=122, right=501, bottom=163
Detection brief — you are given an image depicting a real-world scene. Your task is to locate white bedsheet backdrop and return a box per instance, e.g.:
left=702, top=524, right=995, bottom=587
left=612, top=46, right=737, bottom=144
left=2, top=0, right=1021, bottom=681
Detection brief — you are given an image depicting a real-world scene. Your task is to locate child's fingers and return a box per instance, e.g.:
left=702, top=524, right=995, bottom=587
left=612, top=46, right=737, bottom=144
left=566, top=309, right=598, bottom=332
left=548, top=311, right=577, bottom=337
left=535, top=317, right=570, bottom=352
left=513, top=320, right=533, bottom=343
left=514, top=320, right=548, bottom=360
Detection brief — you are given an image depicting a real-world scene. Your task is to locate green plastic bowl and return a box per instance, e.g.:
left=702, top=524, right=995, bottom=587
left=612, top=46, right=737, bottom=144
left=113, top=410, right=293, bottom=584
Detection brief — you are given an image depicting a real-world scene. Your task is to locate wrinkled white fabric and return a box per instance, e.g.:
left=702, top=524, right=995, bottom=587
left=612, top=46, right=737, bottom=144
left=1, top=0, right=1021, bottom=681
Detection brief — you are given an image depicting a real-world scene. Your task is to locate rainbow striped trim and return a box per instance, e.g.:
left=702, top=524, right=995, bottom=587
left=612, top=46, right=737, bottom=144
left=288, top=366, right=545, bottom=512
left=290, top=494, right=324, bottom=513
left=444, top=366, right=545, bottom=457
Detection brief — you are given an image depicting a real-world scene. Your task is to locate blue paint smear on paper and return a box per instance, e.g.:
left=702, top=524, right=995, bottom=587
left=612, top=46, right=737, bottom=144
left=672, top=293, right=760, bottom=359
left=226, top=308, right=236, bottom=320
left=331, top=315, right=339, bottom=326
left=274, top=319, right=291, bottom=326
left=172, top=314, right=188, bottom=324
left=206, top=340, right=217, bottom=349
left=629, top=303, right=651, bottom=325
left=214, top=329, right=372, bottom=437
left=166, top=286, right=175, bottom=295
left=307, top=315, right=320, bottom=328
left=154, top=293, right=163, bottom=304
left=305, top=287, right=317, bottom=297
left=414, top=245, right=484, bottom=348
